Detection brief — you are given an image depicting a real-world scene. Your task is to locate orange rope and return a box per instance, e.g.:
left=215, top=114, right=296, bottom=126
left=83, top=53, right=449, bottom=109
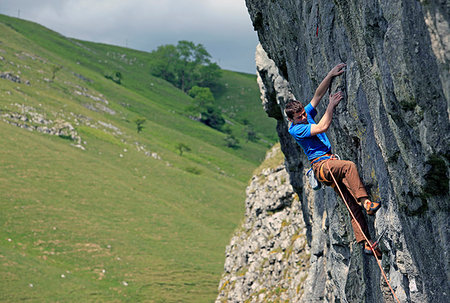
left=325, top=160, right=401, bottom=303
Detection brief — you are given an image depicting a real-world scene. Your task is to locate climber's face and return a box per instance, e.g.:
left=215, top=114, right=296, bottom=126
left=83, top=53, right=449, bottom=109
left=292, top=110, right=307, bottom=124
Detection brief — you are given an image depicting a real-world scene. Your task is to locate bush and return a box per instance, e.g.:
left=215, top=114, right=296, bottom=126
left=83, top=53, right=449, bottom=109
left=244, top=125, right=259, bottom=142
left=225, top=134, right=240, bottom=149
left=176, top=143, right=191, bottom=156
left=134, top=117, right=146, bottom=133
left=200, top=106, right=225, bottom=131
left=185, top=166, right=202, bottom=175
left=105, top=71, right=122, bottom=84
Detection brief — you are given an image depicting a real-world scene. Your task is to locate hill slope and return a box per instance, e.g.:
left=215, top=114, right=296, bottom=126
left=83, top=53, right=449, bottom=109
left=0, top=14, right=274, bottom=302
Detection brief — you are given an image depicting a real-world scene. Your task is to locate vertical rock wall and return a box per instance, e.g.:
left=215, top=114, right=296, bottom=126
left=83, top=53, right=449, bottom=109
left=218, top=1, right=449, bottom=302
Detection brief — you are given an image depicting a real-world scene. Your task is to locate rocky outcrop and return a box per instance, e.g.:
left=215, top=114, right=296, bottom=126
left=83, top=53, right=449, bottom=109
left=217, top=146, right=310, bottom=302
left=0, top=71, right=30, bottom=85
left=218, top=1, right=449, bottom=302
left=1, top=103, right=83, bottom=148
left=0, top=103, right=160, bottom=159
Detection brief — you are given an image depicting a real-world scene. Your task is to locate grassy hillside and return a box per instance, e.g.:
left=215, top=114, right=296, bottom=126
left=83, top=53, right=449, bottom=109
left=215, top=70, right=278, bottom=142
left=0, top=14, right=275, bottom=302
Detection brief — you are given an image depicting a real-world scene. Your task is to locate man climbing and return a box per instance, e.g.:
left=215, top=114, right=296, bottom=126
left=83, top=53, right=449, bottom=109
left=285, top=63, right=382, bottom=258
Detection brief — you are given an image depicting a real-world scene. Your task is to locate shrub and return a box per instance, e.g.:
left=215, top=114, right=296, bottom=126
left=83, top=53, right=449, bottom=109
left=134, top=117, right=146, bottom=133
left=105, top=71, right=122, bottom=84
left=185, top=166, right=202, bottom=175
left=225, top=134, right=240, bottom=149
left=176, top=143, right=191, bottom=156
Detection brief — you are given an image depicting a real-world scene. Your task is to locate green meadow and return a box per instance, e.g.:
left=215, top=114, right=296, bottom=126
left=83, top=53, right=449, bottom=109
left=0, top=14, right=276, bottom=302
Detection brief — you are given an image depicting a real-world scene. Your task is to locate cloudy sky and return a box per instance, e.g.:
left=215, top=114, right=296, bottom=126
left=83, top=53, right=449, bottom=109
left=1, top=0, right=259, bottom=74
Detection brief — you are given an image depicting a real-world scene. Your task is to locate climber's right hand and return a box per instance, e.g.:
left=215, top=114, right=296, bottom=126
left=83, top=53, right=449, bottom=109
left=329, top=91, right=344, bottom=107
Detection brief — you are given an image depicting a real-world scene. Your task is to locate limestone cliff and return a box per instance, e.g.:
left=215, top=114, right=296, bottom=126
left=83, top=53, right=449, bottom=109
left=217, top=1, right=449, bottom=302
left=217, top=145, right=310, bottom=302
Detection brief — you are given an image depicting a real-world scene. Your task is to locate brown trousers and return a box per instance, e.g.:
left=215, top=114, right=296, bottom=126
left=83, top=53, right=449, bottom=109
left=312, top=159, right=370, bottom=243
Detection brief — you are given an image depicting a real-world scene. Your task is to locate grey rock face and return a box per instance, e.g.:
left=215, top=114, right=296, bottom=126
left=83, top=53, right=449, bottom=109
left=217, top=147, right=311, bottom=303
left=218, top=1, right=449, bottom=302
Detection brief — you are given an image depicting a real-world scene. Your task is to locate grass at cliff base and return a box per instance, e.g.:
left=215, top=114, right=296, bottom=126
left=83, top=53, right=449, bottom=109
left=0, top=122, right=244, bottom=302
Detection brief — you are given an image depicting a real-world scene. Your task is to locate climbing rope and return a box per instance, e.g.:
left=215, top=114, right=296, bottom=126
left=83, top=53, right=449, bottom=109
left=325, top=160, right=401, bottom=303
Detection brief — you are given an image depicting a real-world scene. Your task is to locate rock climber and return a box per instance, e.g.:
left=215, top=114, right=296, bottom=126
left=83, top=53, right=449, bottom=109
left=285, top=63, right=382, bottom=258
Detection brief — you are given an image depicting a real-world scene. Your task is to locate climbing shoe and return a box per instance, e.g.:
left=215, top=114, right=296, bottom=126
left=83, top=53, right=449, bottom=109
left=364, top=199, right=381, bottom=215
left=364, top=240, right=382, bottom=260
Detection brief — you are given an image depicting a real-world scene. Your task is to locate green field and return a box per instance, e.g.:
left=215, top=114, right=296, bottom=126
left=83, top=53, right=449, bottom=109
left=0, top=14, right=276, bottom=302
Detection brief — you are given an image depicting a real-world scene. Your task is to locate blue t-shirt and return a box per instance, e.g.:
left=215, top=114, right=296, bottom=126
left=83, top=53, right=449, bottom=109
left=288, top=103, right=332, bottom=161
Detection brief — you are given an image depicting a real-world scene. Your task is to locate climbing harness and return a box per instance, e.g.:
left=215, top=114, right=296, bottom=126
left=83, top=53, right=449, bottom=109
left=310, top=154, right=340, bottom=185
left=307, top=153, right=338, bottom=191
left=310, top=153, right=334, bottom=166
left=325, top=160, right=401, bottom=303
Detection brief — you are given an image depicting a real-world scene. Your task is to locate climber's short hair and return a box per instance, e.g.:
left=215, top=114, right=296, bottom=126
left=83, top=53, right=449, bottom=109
left=285, top=100, right=305, bottom=119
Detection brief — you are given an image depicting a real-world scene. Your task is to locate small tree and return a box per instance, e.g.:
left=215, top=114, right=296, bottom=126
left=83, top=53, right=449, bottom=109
left=188, top=86, right=225, bottom=131
left=51, top=65, right=63, bottom=82
left=134, top=117, right=146, bottom=133
left=176, top=143, right=191, bottom=156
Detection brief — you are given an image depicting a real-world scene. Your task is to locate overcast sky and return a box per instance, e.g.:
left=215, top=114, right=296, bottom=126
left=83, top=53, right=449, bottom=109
left=0, top=0, right=259, bottom=74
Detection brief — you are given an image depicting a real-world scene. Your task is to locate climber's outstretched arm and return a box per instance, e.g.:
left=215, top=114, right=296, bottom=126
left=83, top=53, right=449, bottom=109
left=310, top=63, right=346, bottom=108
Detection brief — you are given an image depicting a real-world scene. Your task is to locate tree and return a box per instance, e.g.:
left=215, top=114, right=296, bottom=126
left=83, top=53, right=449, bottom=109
left=149, top=44, right=178, bottom=84
left=197, top=62, right=221, bottom=89
left=51, top=65, right=63, bottom=82
left=176, top=143, right=191, bottom=156
left=188, top=86, right=225, bottom=131
left=150, top=41, right=221, bottom=92
left=134, top=117, right=146, bottom=133
left=188, top=86, right=215, bottom=108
